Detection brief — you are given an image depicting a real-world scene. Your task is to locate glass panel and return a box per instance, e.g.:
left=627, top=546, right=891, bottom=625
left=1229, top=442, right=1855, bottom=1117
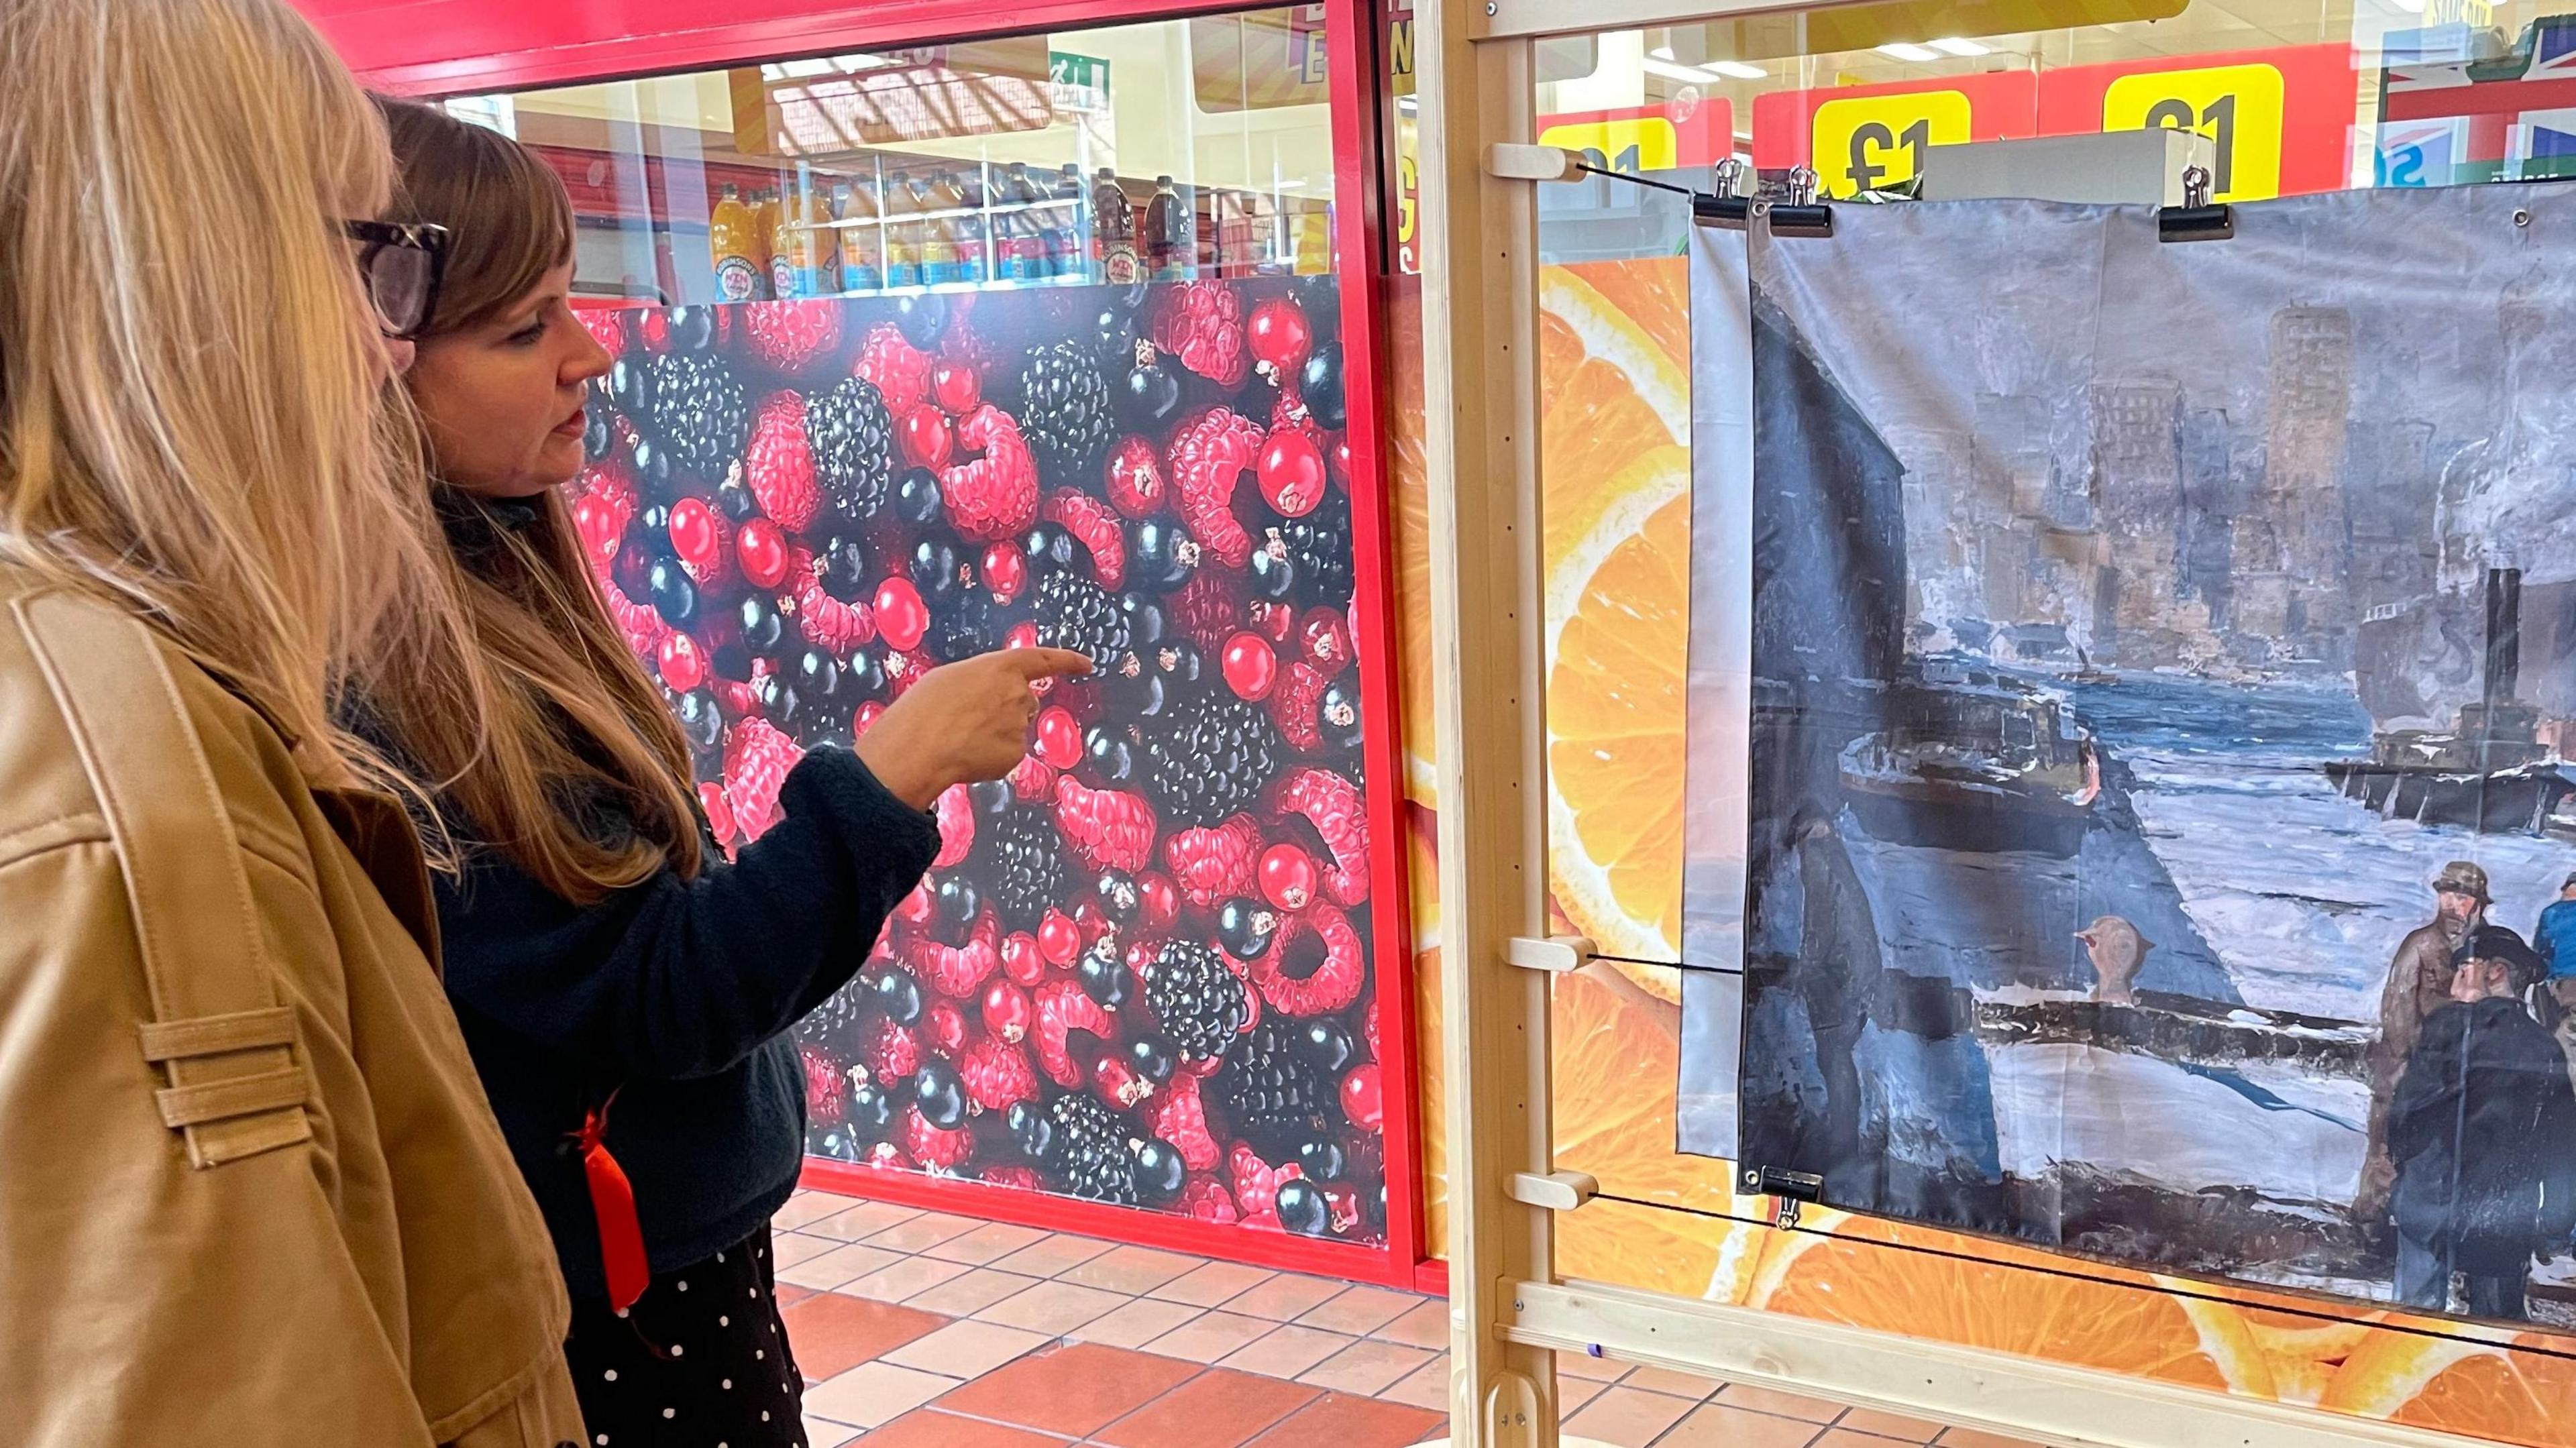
left=451, top=11, right=1387, bottom=1247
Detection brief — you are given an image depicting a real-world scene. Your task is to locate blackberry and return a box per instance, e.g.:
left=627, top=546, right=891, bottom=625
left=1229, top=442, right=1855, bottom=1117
left=798, top=979, right=876, bottom=1055
left=1273, top=485, right=1353, bottom=608
left=1212, top=1019, right=1342, bottom=1159
left=1016, top=341, right=1118, bottom=488
left=1141, top=940, right=1248, bottom=1065
left=1031, top=571, right=1130, bottom=670
left=1045, top=1093, right=1138, bottom=1205
left=642, top=353, right=749, bottom=478
left=808, top=375, right=896, bottom=522
left=982, top=805, right=1069, bottom=930
left=1139, top=691, right=1282, bottom=828
left=929, top=592, right=1002, bottom=661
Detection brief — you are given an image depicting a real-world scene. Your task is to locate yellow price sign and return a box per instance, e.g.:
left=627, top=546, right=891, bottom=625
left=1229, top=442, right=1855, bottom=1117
left=1539, top=116, right=1680, bottom=176
left=1812, top=90, right=1972, bottom=198
left=2103, top=62, right=2285, bottom=202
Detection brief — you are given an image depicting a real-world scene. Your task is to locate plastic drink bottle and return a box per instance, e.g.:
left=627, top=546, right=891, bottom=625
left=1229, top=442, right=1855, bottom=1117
left=708, top=183, right=762, bottom=302
left=915, top=174, right=960, bottom=285
left=755, top=189, right=789, bottom=299
left=942, top=170, right=987, bottom=284
left=782, top=182, right=838, bottom=298
left=1092, top=168, right=1139, bottom=285
left=1144, top=175, right=1190, bottom=281
left=881, top=171, right=920, bottom=288
left=1047, top=165, right=1085, bottom=280
left=836, top=181, right=881, bottom=292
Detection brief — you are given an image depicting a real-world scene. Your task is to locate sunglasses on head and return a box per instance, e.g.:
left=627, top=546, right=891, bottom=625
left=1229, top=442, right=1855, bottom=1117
left=342, top=219, right=451, bottom=342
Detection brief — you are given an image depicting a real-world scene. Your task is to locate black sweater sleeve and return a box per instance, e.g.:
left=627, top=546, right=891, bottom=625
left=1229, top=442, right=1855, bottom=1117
left=435, top=746, right=942, bottom=1080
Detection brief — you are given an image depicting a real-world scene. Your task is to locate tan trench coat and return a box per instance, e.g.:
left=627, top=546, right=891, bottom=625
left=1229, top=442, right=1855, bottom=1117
left=0, top=577, right=583, bottom=1447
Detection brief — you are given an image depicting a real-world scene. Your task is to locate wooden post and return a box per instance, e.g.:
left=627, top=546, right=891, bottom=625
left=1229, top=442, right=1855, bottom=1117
left=1412, top=1, right=1555, bottom=1443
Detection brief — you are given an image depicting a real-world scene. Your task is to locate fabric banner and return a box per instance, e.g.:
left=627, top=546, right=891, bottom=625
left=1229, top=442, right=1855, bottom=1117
left=1682, top=180, right=2576, bottom=1325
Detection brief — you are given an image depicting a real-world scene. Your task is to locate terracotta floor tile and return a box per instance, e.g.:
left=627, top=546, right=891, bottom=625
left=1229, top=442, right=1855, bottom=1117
left=1093, top=1365, right=1320, bottom=1448
left=1658, top=1402, right=1832, bottom=1448
left=1622, top=1366, right=1721, bottom=1400
left=1557, top=1376, right=1608, bottom=1417
left=906, top=1268, right=1044, bottom=1317
left=975, top=1278, right=1128, bottom=1335
left=1296, top=1337, right=1434, bottom=1396
left=1561, top=1386, right=1697, bottom=1448
left=1059, top=1243, right=1203, bottom=1294
left=799, top=1199, right=924, bottom=1242
left=1837, top=1408, right=1946, bottom=1441
left=1375, top=1298, right=1452, bottom=1350
left=1149, top=1260, right=1277, bottom=1308
left=771, top=1190, right=863, bottom=1230
left=867, top=1210, right=987, bottom=1254
left=773, top=1283, right=815, bottom=1309
left=1936, top=1430, right=2045, bottom=1448
left=921, top=1220, right=1052, bottom=1266
left=1065, top=1296, right=1205, bottom=1349
left=1219, top=1323, right=1354, bottom=1380
left=1297, top=1285, right=1423, bottom=1337
left=1819, top=1429, right=1923, bottom=1448
left=883, top=1319, right=1053, bottom=1379
left=804, top=1360, right=955, bottom=1429
left=802, top=1413, right=859, bottom=1447
left=1139, top=1310, right=1280, bottom=1364
left=779, top=1291, right=947, bottom=1380
left=987, top=1232, right=1118, bottom=1278
left=1246, top=1390, right=1448, bottom=1448
left=861, top=1408, right=1072, bottom=1447
left=1225, top=1273, right=1348, bottom=1322
left=932, top=1341, right=1203, bottom=1438
left=775, top=1241, right=902, bottom=1292
left=1717, top=1384, right=1843, bottom=1423
left=842, top=1254, right=975, bottom=1304
left=1556, top=1348, right=1628, bottom=1383
left=767, top=1231, right=841, bottom=1269
left=1381, top=1353, right=1450, bottom=1411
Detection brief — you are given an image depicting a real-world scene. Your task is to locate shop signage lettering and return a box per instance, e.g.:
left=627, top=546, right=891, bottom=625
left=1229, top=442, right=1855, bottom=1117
left=1541, top=100, right=1736, bottom=176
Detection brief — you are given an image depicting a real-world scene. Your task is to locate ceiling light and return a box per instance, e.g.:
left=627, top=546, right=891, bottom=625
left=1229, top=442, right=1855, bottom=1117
left=1877, top=42, right=1941, bottom=60
left=1927, top=37, right=1992, bottom=55
left=1707, top=59, right=1768, bottom=78
left=1643, top=56, right=1723, bottom=85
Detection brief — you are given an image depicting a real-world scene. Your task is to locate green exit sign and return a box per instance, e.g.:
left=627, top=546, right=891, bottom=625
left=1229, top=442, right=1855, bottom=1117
left=1049, top=51, right=1109, bottom=95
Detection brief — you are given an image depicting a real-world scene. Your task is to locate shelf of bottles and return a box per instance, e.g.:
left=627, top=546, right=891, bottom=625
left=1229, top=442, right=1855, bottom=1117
left=715, top=159, right=1336, bottom=303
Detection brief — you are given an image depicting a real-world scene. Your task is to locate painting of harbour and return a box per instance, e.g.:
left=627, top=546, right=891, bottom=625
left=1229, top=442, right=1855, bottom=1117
left=1686, top=181, right=2576, bottom=1323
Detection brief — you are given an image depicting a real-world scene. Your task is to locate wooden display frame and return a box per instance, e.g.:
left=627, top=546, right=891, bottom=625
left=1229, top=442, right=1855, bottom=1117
left=1408, top=3, right=2500, bottom=1445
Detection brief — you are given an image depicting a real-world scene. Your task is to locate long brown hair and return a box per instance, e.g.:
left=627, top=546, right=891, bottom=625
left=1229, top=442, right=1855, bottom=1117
left=0, top=0, right=490, bottom=842
left=374, top=98, right=704, bottom=901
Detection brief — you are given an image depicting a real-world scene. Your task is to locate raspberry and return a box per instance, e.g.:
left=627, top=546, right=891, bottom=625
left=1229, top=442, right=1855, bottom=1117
left=1166, top=566, right=1248, bottom=655
left=1043, top=490, right=1128, bottom=590
left=1269, top=660, right=1330, bottom=753
left=578, top=307, right=629, bottom=357
left=1229, top=1140, right=1292, bottom=1226
left=1032, top=978, right=1113, bottom=1089
left=1163, top=814, right=1263, bottom=908
left=1246, top=902, right=1364, bottom=1017
left=959, top=1032, right=1040, bottom=1115
left=1363, top=995, right=1380, bottom=1063
left=698, top=781, right=737, bottom=855
left=1167, top=408, right=1264, bottom=568
left=1146, top=1070, right=1223, bottom=1172
left=721, top=716, right=802, bottom=842
left=1053, top=777, right=1159, bottom=875
left=1179, top=1174, right=1239, bottom=1224
left=598, top=575, right=668, bottom=659
left=741, top=298, right=845, bottom=379
left=855, top=321, right=932, bottom=414
left=1270, top=767, right=1368, bottom=907
left=982, top=1165, right=1045, bottom=1192
left=861, top=1015, right=922, bottom=1087
left=933, top=784, right=975, bottom=870
left=744, top=391, right=822, bottom=532
left=788, top=547, right=877, bottom=654
left=899, top=1104, right=973, bottom=1173
left=799, top=1044, right=849, bottom=1127
left=1106, top=435, right=1165, bottom=518
left=906, top=906, right=1001, bottom=999
left=1010, top=753, right=1059, bottom=803
left=1150, top=282, right=1250, bottom=389
left=939, top=404, right=1041, bottom=542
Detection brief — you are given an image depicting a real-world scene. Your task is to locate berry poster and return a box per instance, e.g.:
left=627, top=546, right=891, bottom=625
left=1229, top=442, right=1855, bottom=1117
left=569, top=279, right=1397, bottom=1246
left=1691, top=182, right=2576, bottom=1325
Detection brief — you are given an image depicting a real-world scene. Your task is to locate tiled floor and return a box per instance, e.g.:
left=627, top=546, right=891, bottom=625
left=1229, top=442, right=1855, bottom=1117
left=771, top=1188, right=2039, bottom=1448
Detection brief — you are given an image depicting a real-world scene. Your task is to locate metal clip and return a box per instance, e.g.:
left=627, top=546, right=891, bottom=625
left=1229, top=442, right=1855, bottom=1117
left=1695, top=157, right=1752, bottom=230
left=1743, top=1165, right=1826, bottom=1227
left=2157, top=163, right=2234, bottom=243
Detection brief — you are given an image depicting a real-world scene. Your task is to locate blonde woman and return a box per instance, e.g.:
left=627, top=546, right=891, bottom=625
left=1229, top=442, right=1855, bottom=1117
left=373, top=103, right=1085, bottom=1443
left=0, top=2, right=584, bottom=1443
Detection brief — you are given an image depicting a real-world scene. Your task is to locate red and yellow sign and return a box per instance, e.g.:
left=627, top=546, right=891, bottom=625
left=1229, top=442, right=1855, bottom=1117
left=1752, top=71, right=2039, bottom=195
left=1540, top=99, right=1737, bottom=176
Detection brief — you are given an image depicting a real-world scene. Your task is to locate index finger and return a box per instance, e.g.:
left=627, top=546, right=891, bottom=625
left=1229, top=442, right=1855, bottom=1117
left=996, top=646, right=1095, bottom=679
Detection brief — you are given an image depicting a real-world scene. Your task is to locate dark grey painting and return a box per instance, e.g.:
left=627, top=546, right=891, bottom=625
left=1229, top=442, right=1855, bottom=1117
left=1687, top=182, right=2576, bottom=1324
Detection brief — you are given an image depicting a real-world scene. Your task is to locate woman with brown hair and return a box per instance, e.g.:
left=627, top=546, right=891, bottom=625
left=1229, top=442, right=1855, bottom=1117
left=370, top=99, right=1087, bottom=1445
left=0, top=3, right=584, bottom=1443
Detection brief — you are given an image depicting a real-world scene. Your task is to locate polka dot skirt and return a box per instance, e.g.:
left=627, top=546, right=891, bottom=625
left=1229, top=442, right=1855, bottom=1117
left=564, top=1225, right=806, bottom=1447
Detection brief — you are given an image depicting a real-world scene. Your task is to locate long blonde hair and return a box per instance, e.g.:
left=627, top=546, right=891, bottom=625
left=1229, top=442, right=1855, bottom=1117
left=378, top=100, right=704, bottom=901
left=0, top=0, right=490, bottom=838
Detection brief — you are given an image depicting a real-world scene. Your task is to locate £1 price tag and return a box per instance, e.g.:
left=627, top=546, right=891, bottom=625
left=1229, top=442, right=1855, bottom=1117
left=1540, top=115, right=1681, bottom=175
left=2102, top=62, right=2286, bottom=202
left=1811, top=90, right=1973, bottom=198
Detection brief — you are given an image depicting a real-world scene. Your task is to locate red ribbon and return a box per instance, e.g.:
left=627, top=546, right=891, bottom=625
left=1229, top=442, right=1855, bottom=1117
left=573, top=1089, right=651, bottom=1315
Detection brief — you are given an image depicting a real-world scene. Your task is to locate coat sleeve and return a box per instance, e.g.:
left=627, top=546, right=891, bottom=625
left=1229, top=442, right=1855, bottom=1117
left=2530, top=1036, right=2576, bottom=1241
left=2385, top=1011, right=2458, bottom=1170
left=437, top=746, right=943, bottom=1080
left=0, top=839, right=435, bottom=1447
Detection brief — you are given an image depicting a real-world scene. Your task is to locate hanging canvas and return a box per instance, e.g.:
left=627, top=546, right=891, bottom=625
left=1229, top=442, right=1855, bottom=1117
left=1685, top=180, right=2576, bottom=1325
